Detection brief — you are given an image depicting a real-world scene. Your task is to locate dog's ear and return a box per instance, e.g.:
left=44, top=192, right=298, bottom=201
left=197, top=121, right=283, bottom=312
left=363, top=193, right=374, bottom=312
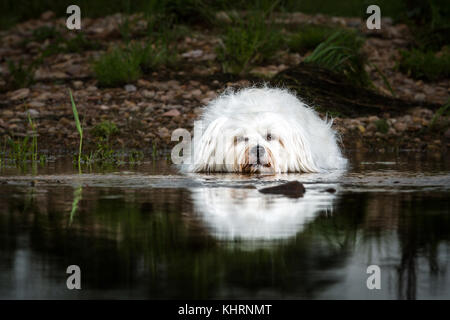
left=289, top=128, right=321, bottom=173
left=192, top=117, right=228, bottom=172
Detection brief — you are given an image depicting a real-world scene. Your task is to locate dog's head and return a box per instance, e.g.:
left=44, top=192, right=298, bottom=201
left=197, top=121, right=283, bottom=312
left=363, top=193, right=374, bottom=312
left=193, top=111, right=316, bottom=174
left=190, top=87, right=346, bottom=173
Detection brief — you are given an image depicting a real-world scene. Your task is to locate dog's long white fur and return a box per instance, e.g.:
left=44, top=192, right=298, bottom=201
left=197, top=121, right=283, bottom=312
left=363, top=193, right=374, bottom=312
left=185, top=87, right=347, bottom=173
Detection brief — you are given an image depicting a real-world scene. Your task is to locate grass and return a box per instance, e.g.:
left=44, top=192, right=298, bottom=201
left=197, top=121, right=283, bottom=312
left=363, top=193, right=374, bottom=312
left=287, top=25, right=334, bottom=53
left=398, top=48, right=450, bottom=81
left=69, top=90, right=83, bottom=169
left=31, top=25, right=60, bottom=41
left=93, top=40, right=177, bottom=87
left=69, top=185, right=83, bottom=225
left=430, top=99, right=450, bottom=129
left=41, top=32, right=101, bottom=57
left=27, top=114, right=38, bottom=162
left=304, top=30, right=370, bottom=87
left=375, top=119, right=389, bottom=134
left=92, top=46, right=142, bottom=87
left=216, top=6, right=283, bottom=74
left=6, top=59, right=39, bottom=90
left=3, top=116, right=46, bottom=168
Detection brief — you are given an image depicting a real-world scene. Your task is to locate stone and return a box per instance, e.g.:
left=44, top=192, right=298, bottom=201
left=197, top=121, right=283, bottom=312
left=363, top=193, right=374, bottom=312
left=9, top=88, right=30, bottom=101
left=28, top=101, right=45, bottom=108
left=137, top=79, right=152, bottom=88
left=142, top=90, right=155, bottom=98
left=414, top=93, right=426, bottom=101
left=158, top=127, right=170, bottom=139
left=259, top=181, right=305, bottom=198
left=26, top=109, right=39, bottom=118
left=124, top=84, right=137, bottom=92
left=73, top=81, right=83, bottom=89
left=393, top=122, right=407, bottom=132
left=162, top=109, right=181, bottom=117
left=181, top=50, right=203, bottom=59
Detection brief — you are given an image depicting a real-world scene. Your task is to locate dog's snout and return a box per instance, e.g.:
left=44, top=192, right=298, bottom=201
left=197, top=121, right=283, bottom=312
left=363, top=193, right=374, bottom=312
left=251, top=145, right=265, bottom=158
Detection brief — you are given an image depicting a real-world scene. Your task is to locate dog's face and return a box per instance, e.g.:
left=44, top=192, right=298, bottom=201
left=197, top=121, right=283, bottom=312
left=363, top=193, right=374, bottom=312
left=195, top=112, right=295, bottom=174
left=229, top=113, right=290, bottom=174
left=188, top=88, right=347, bottom=173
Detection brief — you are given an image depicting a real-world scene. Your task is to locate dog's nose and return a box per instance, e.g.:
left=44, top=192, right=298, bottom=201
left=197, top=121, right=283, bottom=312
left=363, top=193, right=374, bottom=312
left=251, top=145, right=265, bottom=159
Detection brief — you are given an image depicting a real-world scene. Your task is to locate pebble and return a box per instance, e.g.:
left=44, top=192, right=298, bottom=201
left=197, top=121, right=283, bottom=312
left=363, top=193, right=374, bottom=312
left=125, top=84, right=137, bottom=92
left=163, top=109, right=181, bottom=117
left=26, top=109, right=40, bottom=118
left=28, top=101, right=45, bottom=108
left=259, top=181, right=305, bottom=198
left=414, top=93, right=426, bottom=101
left=73, top=81, right=83, bottom=89
left=9, top=88, right=30, bottom=101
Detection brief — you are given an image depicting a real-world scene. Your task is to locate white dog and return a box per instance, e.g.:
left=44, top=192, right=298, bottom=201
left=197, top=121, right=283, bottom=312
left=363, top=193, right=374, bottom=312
left=186, top=87, right=347, bottom=173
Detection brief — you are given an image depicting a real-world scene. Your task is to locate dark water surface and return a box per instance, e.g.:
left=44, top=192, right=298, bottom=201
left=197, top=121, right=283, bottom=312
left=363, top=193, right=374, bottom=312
left=0, top=151, right=449, bottom=299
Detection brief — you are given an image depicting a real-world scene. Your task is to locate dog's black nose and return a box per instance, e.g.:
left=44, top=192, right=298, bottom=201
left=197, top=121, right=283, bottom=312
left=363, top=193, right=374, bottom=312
left=251, top=145, right=265, bottom=159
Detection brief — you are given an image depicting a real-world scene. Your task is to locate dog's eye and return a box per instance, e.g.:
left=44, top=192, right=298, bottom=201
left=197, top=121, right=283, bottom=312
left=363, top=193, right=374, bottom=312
left=266, top=133, right=272, bottom=141
left=235, top=136, right=248, bottom=144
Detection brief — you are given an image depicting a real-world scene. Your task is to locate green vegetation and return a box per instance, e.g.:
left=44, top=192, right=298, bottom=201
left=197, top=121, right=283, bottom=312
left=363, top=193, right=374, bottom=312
left=41, top=32, right=101, bottom=57
left=93, top=40, right=177, bottom=87
left=7, top=29, right=98, bottom=90
left=92, top=46, right=142, bottom=87
left=375, top=119, right=389, bottom=134
left=430, top=99, right=450, bottom=129
left=287, top=25, right=334, bottom=53
left=6, top=59, right=39, bottom=90
left=69, top=185, right=83, bottom=225
left=69, top=90, right=83, bottom=169
left=31, top=25, right=60, bottom=41
left=2, top=115, right=46, bottom=168
left=398, top=48, right=450, bottom=81
left=216, top=8, right=282, bottom=74
left=304, top=30, right=370, bottom=87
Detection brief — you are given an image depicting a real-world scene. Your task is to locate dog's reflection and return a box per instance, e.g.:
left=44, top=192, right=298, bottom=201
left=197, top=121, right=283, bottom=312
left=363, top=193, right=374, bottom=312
left=190, top=183, right=338, bottom=241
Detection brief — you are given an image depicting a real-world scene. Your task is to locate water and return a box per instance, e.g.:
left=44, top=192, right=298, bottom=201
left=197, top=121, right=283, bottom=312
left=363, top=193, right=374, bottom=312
left=0, top=151, right=449, bottom=299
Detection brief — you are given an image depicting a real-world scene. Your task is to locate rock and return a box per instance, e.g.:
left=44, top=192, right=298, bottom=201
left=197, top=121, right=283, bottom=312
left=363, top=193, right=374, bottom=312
left=2, top=110, right=14, bottom=118
left=137, top=79, right=152, bottom=88
left=393, top=122, right=407, bottom=132
left=142, top=90, right=155, bottom=98
left=182, top=49, right=203, bottom=59
left=124, top=84, right=137, bottom=92
left=9, top=88, right=30, bottom=101
left=414, top=93, right=426, bottom=101
left=28, top=101, right=45, bottom=108
left=86, top=86, right=98, bottom=92
left=73, top=81, right=83, bottom=89
left=26, top=109, right=39, bottom=118
left=324, top=188, right=336, bottom=193
left=259, top=181, right=305, bottom=198
left=158, top=127, right=170, bottom=139
left=162, top=109, right=181, bottom=117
